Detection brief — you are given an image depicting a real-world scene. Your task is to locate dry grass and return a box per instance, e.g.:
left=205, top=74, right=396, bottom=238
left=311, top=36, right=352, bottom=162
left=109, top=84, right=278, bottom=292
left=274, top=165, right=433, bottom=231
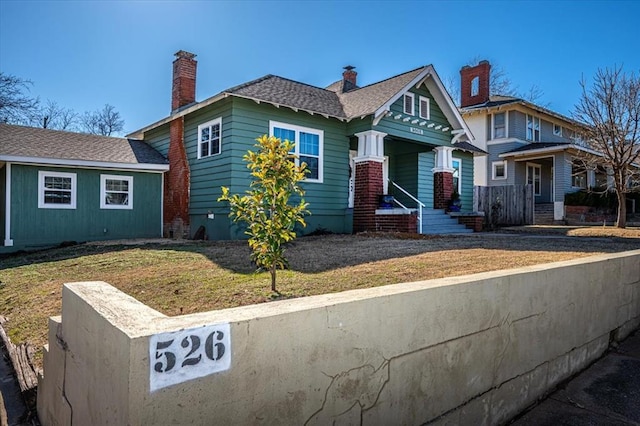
left=1, top=229, right=639, bottom=369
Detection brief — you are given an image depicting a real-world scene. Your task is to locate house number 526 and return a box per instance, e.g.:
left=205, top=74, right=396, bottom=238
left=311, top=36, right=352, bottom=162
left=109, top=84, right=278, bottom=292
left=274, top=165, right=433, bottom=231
left=149, top=323, right=231, bottom=392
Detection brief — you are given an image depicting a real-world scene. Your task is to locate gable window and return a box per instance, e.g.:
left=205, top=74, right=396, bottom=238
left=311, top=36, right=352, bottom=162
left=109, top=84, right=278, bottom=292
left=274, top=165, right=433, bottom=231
left=526, top=163, right=541, bottom=195
left=526, top=115, right=540, bottom=141
left=101, top=175, right=133, bottom=209
left=492, top=112, right=506, bottom=139
left=492, top=161, right=507, bottom=180
left=452, top=158, right=462, bottom=194
left=403, top=93, right=415, bottom=115
left=270, top=121, right=323, bottom=182
left=197, top=118, right=222, bottom=159
left=553, top=124, right=562, bottom=137
left=38, top=171, right=76, bottom=209
left=419, top=96, right=430, bottom=120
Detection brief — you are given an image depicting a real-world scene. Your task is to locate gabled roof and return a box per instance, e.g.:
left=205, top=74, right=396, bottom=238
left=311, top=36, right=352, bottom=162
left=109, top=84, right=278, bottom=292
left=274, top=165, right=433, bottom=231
left=0, top=124, right=168, bottom=171
left=460, top=95, right=586, bottom=129
left=129, top=65, right=473, bottom=142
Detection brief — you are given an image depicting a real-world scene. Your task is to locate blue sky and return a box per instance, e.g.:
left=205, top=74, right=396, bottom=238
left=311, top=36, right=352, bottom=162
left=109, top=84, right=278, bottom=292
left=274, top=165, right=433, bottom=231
left=1, top=0, right=638, bottom=135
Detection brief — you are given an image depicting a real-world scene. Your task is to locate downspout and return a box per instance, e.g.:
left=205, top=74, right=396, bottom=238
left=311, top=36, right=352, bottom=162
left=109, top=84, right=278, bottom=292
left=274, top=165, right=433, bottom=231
left=4, top=163, right=13, bottom=247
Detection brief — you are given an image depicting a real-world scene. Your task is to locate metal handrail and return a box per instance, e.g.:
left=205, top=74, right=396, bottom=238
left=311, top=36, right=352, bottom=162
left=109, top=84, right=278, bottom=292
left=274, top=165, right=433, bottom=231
left=389, top=180, right=425, bottom=233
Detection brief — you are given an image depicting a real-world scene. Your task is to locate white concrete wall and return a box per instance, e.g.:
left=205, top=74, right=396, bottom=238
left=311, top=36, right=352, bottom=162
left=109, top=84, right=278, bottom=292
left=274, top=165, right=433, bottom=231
left=38, top=250, right=640, bottom=425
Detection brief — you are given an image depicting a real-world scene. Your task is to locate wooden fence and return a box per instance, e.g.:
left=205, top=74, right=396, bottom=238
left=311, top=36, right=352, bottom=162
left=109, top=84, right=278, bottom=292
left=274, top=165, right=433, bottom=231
left=474, top=185, right=534, bottom=228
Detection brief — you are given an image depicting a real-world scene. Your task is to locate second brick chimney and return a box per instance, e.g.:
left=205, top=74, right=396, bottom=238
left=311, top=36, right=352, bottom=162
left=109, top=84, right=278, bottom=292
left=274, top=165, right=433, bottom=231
left=460, top=60, right=491, bottom=108
left=342, top=65, right=357, bottom=93
left=172, top=50, right=197, bottom=112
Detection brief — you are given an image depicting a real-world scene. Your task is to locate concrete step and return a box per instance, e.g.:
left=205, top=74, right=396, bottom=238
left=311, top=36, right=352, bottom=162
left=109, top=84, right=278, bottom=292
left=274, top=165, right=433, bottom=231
left=422, top=226, right=474, bottom=235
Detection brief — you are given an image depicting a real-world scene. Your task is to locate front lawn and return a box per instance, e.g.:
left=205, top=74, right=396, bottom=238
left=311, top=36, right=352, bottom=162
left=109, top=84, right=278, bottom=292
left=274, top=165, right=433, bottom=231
left=1, top=230, right=639, bottom=368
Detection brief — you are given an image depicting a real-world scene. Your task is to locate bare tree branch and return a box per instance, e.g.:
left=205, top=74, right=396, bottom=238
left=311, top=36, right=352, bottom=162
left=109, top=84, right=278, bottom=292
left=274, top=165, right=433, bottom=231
left=0, top=72, right=40, bottom=124
left=572, top=65, right=640, bottom=228
left=80, top=104, right=124, bottom=136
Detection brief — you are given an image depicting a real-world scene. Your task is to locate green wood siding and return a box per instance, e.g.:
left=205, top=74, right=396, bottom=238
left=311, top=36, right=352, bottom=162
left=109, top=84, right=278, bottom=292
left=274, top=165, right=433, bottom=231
left=182, top=98, right=352, bottom=239
left=8, top=165, right=162, bottom=249
left=145, top=124, right=171, bottom=157
left=374, top=86, right=453, bottom=146
left=454, top=152, right=474, bottom=212
left=417, top=152, right=435, bottom=209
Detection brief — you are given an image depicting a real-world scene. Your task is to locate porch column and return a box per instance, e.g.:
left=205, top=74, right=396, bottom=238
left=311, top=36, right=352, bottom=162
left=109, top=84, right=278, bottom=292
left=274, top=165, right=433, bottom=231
left=432, top=146, right=455, bottom=210
left=353, top=130, right=387, bottom=233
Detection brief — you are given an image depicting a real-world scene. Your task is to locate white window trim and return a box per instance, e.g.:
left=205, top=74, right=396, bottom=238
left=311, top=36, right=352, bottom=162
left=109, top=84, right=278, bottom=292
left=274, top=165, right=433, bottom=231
left=403, top=92, right=415, bottom=115
left=38, top=170, right=77, bottom=209
left=197, top=117, right=222, bottom=159
left=100, top=174, right=133, bottom=210
left=491, top=112, right=508, bottom=140
left=452, top=157, right=462, bottom=194
left=526, top=114, right=541, bottom=142
left=553, top=123, right=562, bottom=137
left=419, top=96, right=430, bottom=120
left=269, top=120, right=324, bottom=183
left=526, top=162, right=542, bottom=196
left=492, top=160, right=507, bottom=180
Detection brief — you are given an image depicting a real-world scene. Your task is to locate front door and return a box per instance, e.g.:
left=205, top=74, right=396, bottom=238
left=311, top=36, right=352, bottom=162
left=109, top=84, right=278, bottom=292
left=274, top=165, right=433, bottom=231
left=526, top=162, right=541, bottom=199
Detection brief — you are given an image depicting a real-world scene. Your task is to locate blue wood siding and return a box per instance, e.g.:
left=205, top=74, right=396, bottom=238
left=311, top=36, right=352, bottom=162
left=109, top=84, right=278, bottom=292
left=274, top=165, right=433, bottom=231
left=8, top=165, right=163, bottom=249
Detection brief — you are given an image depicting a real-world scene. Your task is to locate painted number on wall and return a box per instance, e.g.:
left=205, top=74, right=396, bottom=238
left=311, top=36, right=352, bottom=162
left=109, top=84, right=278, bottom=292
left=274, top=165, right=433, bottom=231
left=149, top=323, right=231, bottom=392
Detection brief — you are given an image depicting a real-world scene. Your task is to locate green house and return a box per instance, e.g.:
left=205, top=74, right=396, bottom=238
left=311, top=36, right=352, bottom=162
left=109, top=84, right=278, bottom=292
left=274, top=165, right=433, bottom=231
left=129, top=51, right=485, bottom=240
left=0, top=124, right=169, bottom=253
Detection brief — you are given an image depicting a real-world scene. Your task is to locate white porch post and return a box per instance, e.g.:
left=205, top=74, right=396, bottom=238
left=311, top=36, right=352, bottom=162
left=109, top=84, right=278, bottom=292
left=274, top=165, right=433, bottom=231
left=354, top=130, right=387, bottom=162
left=431, top=146, right=455, bottom=173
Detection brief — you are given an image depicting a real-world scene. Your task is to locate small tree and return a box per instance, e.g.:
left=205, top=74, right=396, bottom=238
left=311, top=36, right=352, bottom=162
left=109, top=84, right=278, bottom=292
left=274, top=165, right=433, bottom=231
left=218, top=135, right=310, bottom=293
left=573, top=66, right=640, bottom=228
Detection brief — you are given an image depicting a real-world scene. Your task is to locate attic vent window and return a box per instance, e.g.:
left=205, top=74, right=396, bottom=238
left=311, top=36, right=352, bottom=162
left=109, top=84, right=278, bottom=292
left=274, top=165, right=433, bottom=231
left=419, top=96, right=430, bottom=120
left=471, top=76, right=479, bottom=97
left=404, top=93, right=415, bottom=115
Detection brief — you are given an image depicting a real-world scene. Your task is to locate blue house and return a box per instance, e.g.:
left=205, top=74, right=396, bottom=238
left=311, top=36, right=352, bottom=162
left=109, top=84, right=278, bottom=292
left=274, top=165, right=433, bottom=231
left=0, top=124, right=169, bottom=252
left=128, top=51, right=485, bottom=240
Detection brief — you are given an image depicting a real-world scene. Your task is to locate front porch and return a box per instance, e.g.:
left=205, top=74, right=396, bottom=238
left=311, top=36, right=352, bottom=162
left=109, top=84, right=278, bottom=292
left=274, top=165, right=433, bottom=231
left=350, top=130, right=481, bottom=234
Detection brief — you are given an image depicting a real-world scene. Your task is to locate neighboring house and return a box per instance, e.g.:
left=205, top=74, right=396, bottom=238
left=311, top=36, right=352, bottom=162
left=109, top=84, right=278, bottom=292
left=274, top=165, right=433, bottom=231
left=128, top=51, right=485, bottom=240
left=459, top=61, right=603, bottom=221
left=0, top=124, right=169, bottom=252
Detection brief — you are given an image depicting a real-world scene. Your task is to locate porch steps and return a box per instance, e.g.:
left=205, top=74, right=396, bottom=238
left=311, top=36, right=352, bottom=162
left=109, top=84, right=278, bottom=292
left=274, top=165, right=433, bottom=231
left=421, top=209, right=474, bottom=235
left=534, top=203, right=555, bottom=225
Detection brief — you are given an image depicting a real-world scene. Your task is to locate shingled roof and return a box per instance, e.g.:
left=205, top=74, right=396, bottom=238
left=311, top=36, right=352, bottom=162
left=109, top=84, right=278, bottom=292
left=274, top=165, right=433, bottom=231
left=129, top=64, right=472, bottom=142
left=225, top=75, right=346, bottom=118
left=0, top=124, right=168, bottom=170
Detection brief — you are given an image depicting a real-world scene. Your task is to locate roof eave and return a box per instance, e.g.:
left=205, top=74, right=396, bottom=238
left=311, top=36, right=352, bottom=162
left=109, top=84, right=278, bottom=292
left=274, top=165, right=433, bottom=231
left=499, top=144, right=600, bottom=159
left=0, top=155, right=170, bottom=172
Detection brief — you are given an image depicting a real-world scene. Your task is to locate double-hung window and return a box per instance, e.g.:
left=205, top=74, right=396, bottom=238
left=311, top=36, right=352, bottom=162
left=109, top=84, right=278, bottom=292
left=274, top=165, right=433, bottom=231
left=526, top=115, right=540, bottom=141
left=419, top=96, right=430, bottom=120
left=101, top=175, right=133, bottom=209
left=492, top=161, right=507, bottom=180
left=270, top=121, right=323, bottom=182
left=197, top=118, right=222, bottom=159
left=492, top=112, right=506, bottom=139
left=553, top=124, right=562, bottom=137
left=38, top=171, right=76, bottom=209
left=403, top=92, right=415, bottom=115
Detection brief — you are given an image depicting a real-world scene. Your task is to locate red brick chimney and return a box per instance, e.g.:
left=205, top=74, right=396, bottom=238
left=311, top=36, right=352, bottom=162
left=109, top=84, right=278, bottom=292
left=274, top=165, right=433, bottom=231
left=172, top=50, right=197, bottom=112
left=460, top=60, right=490, bottom=108
left=342, top=65, right=357, bottom=92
